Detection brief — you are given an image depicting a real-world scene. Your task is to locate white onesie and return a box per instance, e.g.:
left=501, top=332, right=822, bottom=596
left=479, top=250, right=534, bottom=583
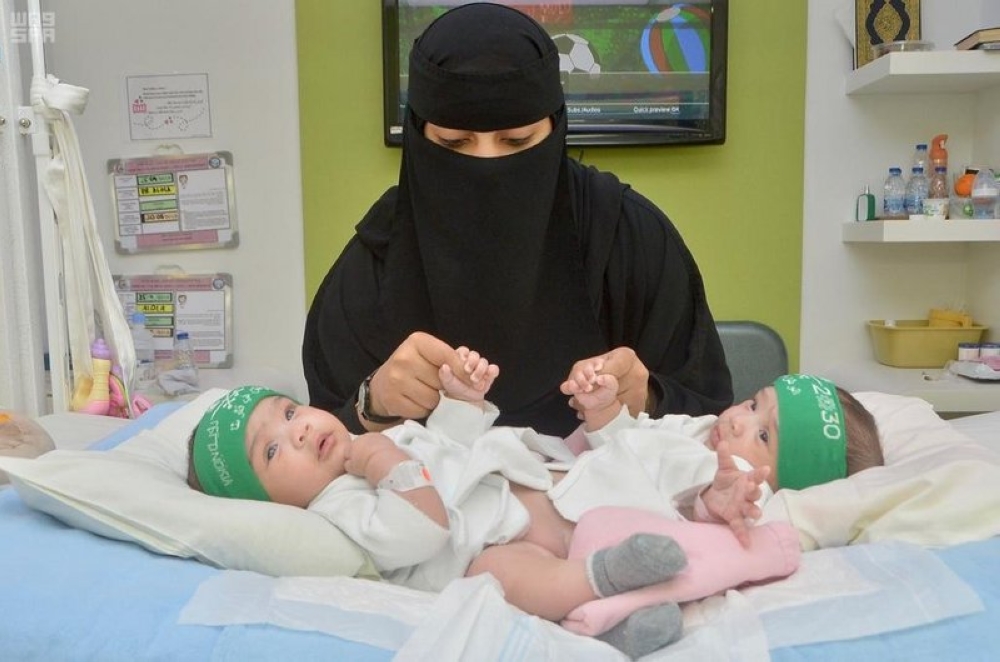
left=307, top=398, right=769, bottom=592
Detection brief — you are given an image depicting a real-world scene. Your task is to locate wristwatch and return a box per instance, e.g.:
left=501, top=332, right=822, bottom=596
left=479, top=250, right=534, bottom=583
left=356, top=371, right=402, bottom=424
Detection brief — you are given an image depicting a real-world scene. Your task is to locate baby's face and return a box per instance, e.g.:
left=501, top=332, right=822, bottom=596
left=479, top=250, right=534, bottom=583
left=243, top=396, right=352, bottom=507
left=708, top=386, right=780, bottom=490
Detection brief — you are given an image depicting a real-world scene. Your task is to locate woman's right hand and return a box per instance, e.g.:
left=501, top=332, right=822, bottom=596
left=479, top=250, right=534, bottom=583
left=365, top=332, right=464, bottom=425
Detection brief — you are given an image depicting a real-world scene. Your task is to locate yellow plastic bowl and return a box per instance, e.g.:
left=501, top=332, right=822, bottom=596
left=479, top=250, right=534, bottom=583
left=868, top=319, right=987, bottom=368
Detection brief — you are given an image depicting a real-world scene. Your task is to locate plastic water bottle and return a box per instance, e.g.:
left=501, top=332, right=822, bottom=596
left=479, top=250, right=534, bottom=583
left=904, top=166, right=929, bottom=216
left=971, top=168, right=999, bottom=219
left=882, top=167, right=906, bottom=219
left=130, top=312, right=156, bottom=392
left=173, top=331, right=198, bottom=377
left=911, top=143, right=929, bottom=173
left=928, top=166, right=949, bottom=200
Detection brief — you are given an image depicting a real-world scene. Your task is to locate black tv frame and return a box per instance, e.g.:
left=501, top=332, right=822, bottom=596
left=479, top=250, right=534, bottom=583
left=381, top=0, right=728, bottom=148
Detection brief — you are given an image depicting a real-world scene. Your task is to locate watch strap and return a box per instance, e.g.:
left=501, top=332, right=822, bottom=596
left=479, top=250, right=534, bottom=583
left=357, top=371, right=403, bottom=424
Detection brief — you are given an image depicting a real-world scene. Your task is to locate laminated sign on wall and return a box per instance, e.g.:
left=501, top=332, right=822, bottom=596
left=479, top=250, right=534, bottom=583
left=108, top=152, right=238, bottom=253
left=114, top=273, right=233, bottom=368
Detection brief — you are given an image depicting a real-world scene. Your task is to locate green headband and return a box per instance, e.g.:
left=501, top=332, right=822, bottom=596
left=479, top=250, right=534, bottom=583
left=774, top=374, right=847, bottom=490
left=192, top=386, right=282, bottom=501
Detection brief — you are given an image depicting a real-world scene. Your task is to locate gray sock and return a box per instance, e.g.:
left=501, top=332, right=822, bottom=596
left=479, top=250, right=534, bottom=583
left=597, top=602, right=683, bottom=660
left=587, top=533, right=687, bottom=598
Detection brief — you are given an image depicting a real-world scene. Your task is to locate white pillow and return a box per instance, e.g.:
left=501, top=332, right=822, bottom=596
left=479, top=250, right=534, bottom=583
left=760, top=391, right=1000, bottom=550
left=0, top=390, right=377, bottom=579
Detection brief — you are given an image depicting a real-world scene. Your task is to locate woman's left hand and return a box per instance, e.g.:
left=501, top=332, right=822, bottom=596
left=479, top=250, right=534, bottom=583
left=566, top=347, right=650, bottom=417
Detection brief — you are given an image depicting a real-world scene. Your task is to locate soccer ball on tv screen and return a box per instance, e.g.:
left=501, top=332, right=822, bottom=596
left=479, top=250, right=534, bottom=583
left=552, top=33, right=602, bottom=75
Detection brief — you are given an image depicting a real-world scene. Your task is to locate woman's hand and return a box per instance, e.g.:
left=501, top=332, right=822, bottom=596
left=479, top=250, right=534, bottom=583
left=365, top=332, right=472, bottom=426
left=566, top=347, right=651, bottom=418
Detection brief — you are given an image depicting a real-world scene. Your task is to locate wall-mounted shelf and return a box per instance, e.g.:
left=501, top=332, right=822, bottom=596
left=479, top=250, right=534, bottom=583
left=825, top=360, right=1000, bottom=414
left=842, top=219, right=1000, bottom=243
left=846, top=50, right=1000, bottom=95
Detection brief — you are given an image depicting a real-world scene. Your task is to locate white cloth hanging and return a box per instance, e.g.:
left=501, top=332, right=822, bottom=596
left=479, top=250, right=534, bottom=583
left=30, top=74, right=137, bottom=414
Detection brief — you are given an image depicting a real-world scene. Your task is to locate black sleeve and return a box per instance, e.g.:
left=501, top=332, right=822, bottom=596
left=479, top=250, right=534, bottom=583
left=302, top=192, right=398, bottom=434
left=606, top=190, right=733, bottom=416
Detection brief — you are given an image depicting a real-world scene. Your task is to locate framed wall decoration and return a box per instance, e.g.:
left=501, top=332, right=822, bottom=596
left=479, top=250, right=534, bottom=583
left=854, top=0, right=921, bottom=69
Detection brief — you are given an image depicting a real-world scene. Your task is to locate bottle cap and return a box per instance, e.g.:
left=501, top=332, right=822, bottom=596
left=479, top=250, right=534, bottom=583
left=177, top=331, right=189, bottom=341
left=91, top=338, right=111, bottom=359
left=131, top=312, right=147, bottom=324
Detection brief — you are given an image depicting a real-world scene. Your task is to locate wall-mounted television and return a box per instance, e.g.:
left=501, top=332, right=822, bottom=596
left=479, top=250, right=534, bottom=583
left=381, top=0, right=729, bottom=147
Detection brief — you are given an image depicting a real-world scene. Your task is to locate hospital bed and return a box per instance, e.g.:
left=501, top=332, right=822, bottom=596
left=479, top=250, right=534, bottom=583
left=1, top=323, right=998, bottom=661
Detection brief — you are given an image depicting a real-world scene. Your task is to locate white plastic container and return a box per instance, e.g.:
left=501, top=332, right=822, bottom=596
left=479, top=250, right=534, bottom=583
left=130, top=312, right=156, bottom=392
left=971, top=168, right=999, bottom=219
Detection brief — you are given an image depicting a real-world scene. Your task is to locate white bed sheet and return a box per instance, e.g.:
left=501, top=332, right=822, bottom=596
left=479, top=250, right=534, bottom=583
left=949, top=409, right=1000, bottom=453
left=36, top=411, right=131, bottom=451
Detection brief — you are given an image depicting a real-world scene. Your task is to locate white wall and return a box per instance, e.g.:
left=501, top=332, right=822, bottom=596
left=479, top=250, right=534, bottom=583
left=800, top=0, right=999, bottom=386
left=39, top=0, right=307, bottom=401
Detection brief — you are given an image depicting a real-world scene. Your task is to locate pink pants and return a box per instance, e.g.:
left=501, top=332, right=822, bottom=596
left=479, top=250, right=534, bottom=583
left=562, top=506, right=801, bottom=636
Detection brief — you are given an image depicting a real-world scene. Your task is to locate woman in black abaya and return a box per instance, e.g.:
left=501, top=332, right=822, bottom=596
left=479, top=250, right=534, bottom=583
left=303, top=2, right=732, bottom=436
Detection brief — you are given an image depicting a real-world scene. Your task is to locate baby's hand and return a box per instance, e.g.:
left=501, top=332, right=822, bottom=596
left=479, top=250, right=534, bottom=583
left=344, top=432, right=408, bottom=484
left=701, top=441, right=770, bottom=547
left=563, top=372, right=619, bottom=413
left=439, top=347, right=499, bottom=403
left=560, top=360, right=619, bottom=413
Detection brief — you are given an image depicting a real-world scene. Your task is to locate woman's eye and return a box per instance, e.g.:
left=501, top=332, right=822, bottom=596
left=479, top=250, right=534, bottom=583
left=758, top=429, right=770, bottom=444
left=438, top=138, right=467, bottom=149
left=265, top=443, right=277, bottom=462
left=504, top=137, right=530, bottom=147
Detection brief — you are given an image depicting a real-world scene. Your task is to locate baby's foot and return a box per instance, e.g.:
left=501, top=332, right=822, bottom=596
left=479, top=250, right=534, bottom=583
left=598, top=602, right=683, bottom=660
left=587, top=533, right=687, bottom=598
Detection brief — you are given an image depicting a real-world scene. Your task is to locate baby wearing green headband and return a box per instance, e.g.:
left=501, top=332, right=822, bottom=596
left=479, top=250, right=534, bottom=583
left=559, top=366, right=882, bottom=543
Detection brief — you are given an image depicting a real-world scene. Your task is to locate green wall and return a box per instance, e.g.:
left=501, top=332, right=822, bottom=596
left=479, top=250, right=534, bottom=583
left=297, top=1, right=806, bottom=369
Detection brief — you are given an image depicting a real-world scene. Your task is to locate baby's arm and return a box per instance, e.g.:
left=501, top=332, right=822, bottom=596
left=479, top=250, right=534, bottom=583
left=560, top=361, right=622, bottom=432
left=696, top=441, right=770, bottom=547
left=438, top=346, right=499, bottom=409
left=345, top=432, right=448, bottom=528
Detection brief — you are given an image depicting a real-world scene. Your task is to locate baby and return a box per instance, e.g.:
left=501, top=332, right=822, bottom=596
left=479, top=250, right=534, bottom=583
left=558, top=360, right=882, bottom=543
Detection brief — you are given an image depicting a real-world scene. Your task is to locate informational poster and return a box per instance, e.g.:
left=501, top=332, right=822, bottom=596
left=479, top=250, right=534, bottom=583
left=114, top=273, right=233, bottom=368
left=108, top=152, right=238, bottom=253
left=126, top=73, right=212, bottom=140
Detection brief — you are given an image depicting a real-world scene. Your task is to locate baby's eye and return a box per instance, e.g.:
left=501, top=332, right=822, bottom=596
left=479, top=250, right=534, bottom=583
left=748, top=398, right=758, bottom=412
left=284, top=404, right=295, bottom=421
left=265, top=442, right=278, bottom=462
left=758, top=429, right=770, bottom=444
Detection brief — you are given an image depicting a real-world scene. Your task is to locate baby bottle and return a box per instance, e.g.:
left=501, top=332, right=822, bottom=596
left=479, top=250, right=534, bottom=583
left=71, top=338, right=113, bottom=415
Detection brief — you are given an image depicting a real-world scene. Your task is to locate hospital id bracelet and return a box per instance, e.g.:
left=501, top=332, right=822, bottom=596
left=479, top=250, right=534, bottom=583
left=377, top=460, right=434, bottom=492
left=356, top=371, right=403, bottom=424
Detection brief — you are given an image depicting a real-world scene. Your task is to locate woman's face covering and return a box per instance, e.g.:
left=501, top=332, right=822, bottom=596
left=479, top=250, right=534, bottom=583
left=422, top=118, right=553, bottom=158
